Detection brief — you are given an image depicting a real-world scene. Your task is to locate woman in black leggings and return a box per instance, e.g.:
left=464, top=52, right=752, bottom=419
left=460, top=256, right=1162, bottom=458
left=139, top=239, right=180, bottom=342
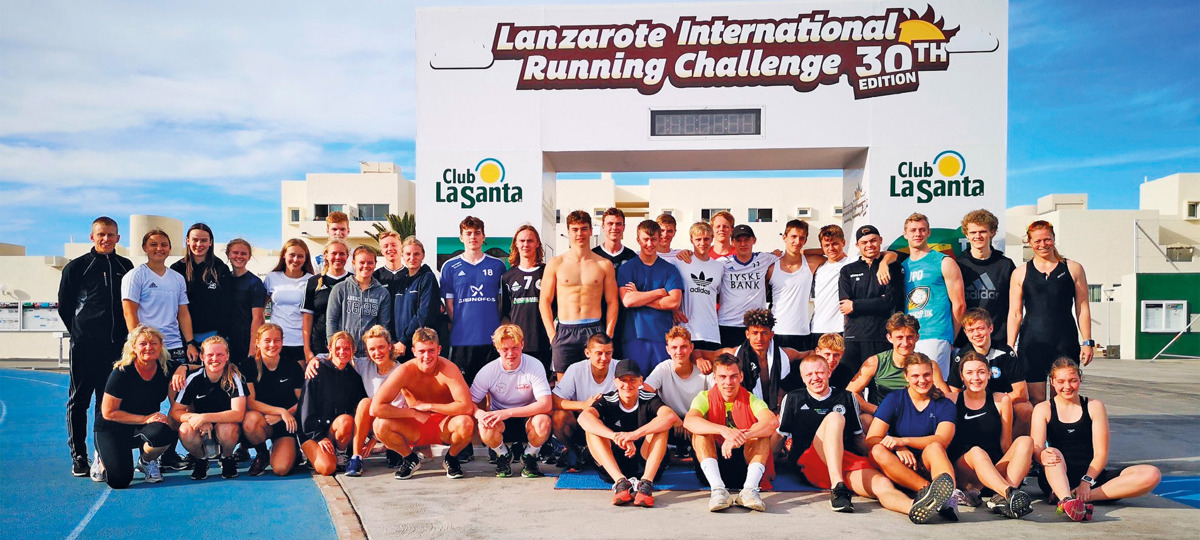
left=95, top=325, right=179, bottom=488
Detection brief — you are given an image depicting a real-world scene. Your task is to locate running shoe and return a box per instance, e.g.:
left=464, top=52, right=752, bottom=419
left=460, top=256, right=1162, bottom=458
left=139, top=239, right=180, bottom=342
left=986, top=493, right=1010, bottom=516
left=90, top=451, right=106, bottom=483
left=494, top=451, right=514, bottom=478
left=336, top=451, right=349, bottom=472
left=247, top=453, right=270, bottom=477
left=708, top=487, right=735, bottom=512
left=521, top=454, right=544, bottom=478
left=138, top=457, right=163, bottom=484
left=386, top=449, right=403, bottom=468
left=443, top=454, right=465, bottom=479
left=191, top=458, right=209, bottom=481
left=938, top=489, right=963, bottom=521
left=736, top=487, right=767, bottom=512
left=456, top=445, right=474, bottom=463
left=345, top=455, right=364, bottom=477
left=1002, top=487, right=1034, bottom=519
left=634, top=479, right=655, bottom=508
left=830, top=482, right=854, bottom=513
left=962, top=488, right=984, bottom=507
left=233, top=445, right=252, bottom=463
left=1057, top=497, right=1090, bottom=522
left=612, top=477, right=635, bottom=506
left=539, top=441, right=557, bottom=465
left=72, top=455, right=90, bottom=477
left=220, top=457, right=239, bottom=479
left=487, top=448, right=498, bottom=464
left=394, top=453, right=422, bottom=480
left=160, top=449, right=188, bottom=471
left=908, top=472, right=954, bottom=524
left=557, top=449, right=581, bottom=472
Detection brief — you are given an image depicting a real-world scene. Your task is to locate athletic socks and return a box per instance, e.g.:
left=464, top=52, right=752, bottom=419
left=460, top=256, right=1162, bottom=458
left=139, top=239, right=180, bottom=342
left=744, top=462, right=766, bottom=490
left=254, top=443, right=269, bottom=457
left=492, top=444, right=510, bottom=456
left=700, top=458, right=725, bottom=489
left=525, top=444, right=542, bottom=457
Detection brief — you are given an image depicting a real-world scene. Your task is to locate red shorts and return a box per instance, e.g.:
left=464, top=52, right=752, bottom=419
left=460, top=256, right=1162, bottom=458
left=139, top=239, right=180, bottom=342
left=797, top=446, right=873, bottom=490
left=414, top=413, right=447, bottom=446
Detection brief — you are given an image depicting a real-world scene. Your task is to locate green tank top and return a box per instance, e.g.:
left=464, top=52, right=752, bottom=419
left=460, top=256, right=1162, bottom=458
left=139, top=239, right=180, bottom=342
left=874, top=350, right=908, bottom=396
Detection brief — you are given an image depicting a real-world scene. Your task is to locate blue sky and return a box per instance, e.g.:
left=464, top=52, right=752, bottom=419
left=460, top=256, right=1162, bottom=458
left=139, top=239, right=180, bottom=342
left=1, top=0, right=1197, bottom=255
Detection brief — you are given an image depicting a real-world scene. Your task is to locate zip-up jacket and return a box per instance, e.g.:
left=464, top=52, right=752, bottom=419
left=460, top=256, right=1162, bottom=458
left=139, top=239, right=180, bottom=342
left=839, top=257, right=904, bottom=342
left=297, top=360, right=366, bottom=443
left=326, top=277, right=392, bottom=354
left=57, top=248, right=134, bottom=344
left=392, top=264, right=444, bottom=347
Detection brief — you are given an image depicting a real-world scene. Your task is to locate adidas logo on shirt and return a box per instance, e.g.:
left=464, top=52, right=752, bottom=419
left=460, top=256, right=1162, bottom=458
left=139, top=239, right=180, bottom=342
left=458, top=270, right=466, bottom=277
left=691, top=272, right=713, bottom=288
left=148, top=283, right=158, bottom=288
left=965, top=274, right=1000, bottom=300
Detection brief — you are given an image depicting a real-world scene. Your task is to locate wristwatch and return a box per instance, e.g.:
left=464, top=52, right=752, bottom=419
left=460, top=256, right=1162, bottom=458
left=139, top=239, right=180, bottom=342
left=1082, top=474, right=1096, bottom=487
left=1081, top=340, right=1096, bottom=347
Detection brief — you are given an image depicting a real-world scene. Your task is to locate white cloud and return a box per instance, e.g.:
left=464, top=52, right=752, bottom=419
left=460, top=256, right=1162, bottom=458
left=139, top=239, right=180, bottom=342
left=947, top=28, right=999, bottom=53
left=1009, top=147, right=1200, bottom=176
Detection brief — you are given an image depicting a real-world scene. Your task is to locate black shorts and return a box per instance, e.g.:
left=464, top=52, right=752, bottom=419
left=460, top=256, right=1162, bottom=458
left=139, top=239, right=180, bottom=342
left=1037, top=467, right=1119, bottom=498
left=280, top=345, right=306, bottom=365
left=266, top=420, right=297, bottom=440
left=775, top=334, right=814, bottom=352
left=97, top=421, right=178, bottom=449
left=693, top=446, right=749, bottom=489
left=450, top=344, right=498, bottom=384
left=595, top=440, right=669, bottom=484
left=502, top=416, right=531, bottom=444
left=691, top=340, right=722, bottom=352
left=1020, top=338, right=1081, bottom=383
left=718, top=326, right=745, bottom=349
left=552, top=321, right=605, bottom=374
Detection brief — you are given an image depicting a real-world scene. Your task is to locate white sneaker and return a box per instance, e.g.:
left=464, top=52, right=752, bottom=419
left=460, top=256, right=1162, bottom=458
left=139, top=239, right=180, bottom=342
left=708, top=487, right=735, bottom=512
left=137, top=457, right=163, bottom=484
left=90, top=450, right=107, bottom=483
left=736, top=487, right=766, bottom=512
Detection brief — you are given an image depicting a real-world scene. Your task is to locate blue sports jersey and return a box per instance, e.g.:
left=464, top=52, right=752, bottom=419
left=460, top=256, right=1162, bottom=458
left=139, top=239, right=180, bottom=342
left=903, top=251, right=954, bottom=341
left=441, top=254, right=506, bottom=346
left=616, top=256, right=685, bottom=343
left=874, top=389, right=956, bottom=439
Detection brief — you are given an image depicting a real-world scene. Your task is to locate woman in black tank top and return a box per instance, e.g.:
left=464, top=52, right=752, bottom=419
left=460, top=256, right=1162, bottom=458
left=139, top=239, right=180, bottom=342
left=1007, top=221, right=1093, bottom=404
left=1031, top=359, right=1161, bottom=522
left=947, top=352, right=1034, bottom=518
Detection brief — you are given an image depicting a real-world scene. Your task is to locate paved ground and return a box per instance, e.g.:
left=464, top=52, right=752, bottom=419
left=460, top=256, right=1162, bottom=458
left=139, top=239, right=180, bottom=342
left=338, top=358, right=1200, bottom=539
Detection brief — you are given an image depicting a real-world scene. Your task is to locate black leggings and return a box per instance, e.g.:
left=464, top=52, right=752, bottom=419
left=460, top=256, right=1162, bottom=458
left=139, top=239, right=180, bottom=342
left=94, top=422, right=177, bottom=489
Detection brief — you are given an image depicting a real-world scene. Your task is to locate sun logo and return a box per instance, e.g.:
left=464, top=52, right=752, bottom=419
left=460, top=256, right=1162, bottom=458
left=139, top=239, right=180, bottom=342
left=897, top=7, right=959, bottom=44
left=475, top=158, right=505, bottom=185
left=934, top=150, right=966, bottom=177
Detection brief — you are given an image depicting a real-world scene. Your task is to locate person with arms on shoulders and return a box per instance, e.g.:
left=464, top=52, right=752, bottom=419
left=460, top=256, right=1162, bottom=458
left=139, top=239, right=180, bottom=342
left=693, top=309, right=809, bottom=414
left=837, top=225, right=904, bottom=390
left=93, top=325, right=178, bottom=487
left=645, top=326, right=712, bottom=460
left=847, top=313, right=951, bottom=430
left=239, top=323, right=303, bottom=477
left=664, top=222, right=723, bottom=351
left=303, top=240, right=350, bottom=362
left=956, top=210, right=1015, bottom=347
left=617, top=220, right=684, bottom=374
left=1031, top=358, right=1161, bottom=522
left=265, top=238, right=315, bottom=364
left=714, top=225, right=779, bottom=348
left=899, top=213, right=966, bottom=374
left=342, top=325, right=402, bottom=477
left=298, top=331, right=367, bottom=476
left=224, top=238, right=265, bottom=361
left=170, top=223, right=233, bottom=344
left=442, top=216, right=507, bottom=384
left=171, top=336, right=248, bottom=480
left=470, top=325, right=553, bottom=478
left=59, top=216, right=134, bottom=477
left=551, top=333, right=617, bottom=471
left=578, top=359, right=678, bottom=507
left=502, top=225, right=552, bottom=376
left=327, top=245, right=392, bottom=357
left=392, top=236, right=445, bottom=360
left=946, top=308, right=1031, bottom=436
left=810, top=225, right=855, bottom=339
left=541, top=210, right=618, bottom=379
left=769, top=220, right=819, bottom=351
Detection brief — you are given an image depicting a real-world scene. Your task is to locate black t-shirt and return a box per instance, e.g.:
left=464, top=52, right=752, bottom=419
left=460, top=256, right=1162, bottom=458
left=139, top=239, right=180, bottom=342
left=170, top=258, right=233, bottom=335
left=97, top=364, right=169, bottom=431
left=947, top=344, right=1025, bottom=394
left=590, top=390, right=667, bottom=433
left=374, top=266, right=410, bottom=299
left=502, top=264, right=549, bottom=354
left=592, top=245, right=636, bottom=356
left=177, top=370, right=247, bottom=414
left=229, top=271, right=266, bottom=356
left=777, top=388, right=862, bottom=460
left=239, top=356, right=303, bottom=410
left=955, top=251, right=1015, bottom=347
left=303, top=272, right=350, bottom=354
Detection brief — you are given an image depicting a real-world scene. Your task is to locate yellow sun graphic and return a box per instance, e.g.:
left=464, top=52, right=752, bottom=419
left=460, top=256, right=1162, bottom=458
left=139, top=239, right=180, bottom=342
left=475, top=158, right=505, bottom=184
left=898, top=20, right=946, bottom=44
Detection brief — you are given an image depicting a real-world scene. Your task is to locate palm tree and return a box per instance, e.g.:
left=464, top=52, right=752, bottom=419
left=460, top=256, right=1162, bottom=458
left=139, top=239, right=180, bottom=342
left=366, top=212, right=416, bottom=243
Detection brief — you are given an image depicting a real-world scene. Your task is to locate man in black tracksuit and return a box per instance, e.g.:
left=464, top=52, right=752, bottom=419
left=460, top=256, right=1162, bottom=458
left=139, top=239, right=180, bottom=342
left=835, top=225, right=904, bottom=390
left=57, top=217, right=134, bottom=476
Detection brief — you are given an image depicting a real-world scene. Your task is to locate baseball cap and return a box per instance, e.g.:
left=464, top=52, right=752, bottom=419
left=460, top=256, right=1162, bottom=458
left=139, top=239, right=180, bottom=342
left=614, top=359, right=642, bottom=379
left=731, top=224, right=755, bottom=239
left=855, top=225, right=880, bottom=241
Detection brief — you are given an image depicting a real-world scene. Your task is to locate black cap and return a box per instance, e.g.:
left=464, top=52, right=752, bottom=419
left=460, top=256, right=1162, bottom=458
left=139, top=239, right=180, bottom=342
left=855, top=225, right=880, bottom=241
left=614, top=359, right=642, bottom=379
left=731, top=224, right=755, bottom=239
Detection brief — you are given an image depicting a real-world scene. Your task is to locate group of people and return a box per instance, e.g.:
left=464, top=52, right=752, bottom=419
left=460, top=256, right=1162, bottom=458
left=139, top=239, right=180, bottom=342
left=57, top=207, right=1160, bottom=522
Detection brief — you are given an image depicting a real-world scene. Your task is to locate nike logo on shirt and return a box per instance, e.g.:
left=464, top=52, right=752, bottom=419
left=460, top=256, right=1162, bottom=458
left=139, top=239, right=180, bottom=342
left=964, top=412, right=987, bottom=420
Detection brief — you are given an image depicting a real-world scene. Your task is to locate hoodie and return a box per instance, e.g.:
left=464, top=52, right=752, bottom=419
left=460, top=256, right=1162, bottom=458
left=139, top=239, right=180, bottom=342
left=325, top=277, right=392, bottom=355
left=392, top=264, right=445, bottom=347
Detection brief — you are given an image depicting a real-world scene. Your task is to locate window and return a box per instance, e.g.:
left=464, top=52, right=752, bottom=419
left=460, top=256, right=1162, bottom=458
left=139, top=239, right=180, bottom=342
left=700, top=208, right=730, bottom=221
left=1088, top=285, right=1102, bottom=303
left=1141, top=300, right=1188, bottom=333
left=1188, top=201, right=1199, bottom=219
left=357, top=204, right=389, bottom=221
left=313, top=204, right=345, bottom=221
left=289, top=208, right=301, bottom=223
left=833, top=206, right=844, bottom=218
left=556, top=209, right=562, bottom=224
left=661, top=209, right=674, bottom=216
left=794, top=207, right=812, bottom=219
left=1167, top=245, right=1194, bottom=262
left=748, top=208, right=773, bottom=223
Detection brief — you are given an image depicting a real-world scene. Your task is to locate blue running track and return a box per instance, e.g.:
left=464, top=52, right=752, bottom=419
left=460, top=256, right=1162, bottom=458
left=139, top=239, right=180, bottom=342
left=0, top=368, right=337, bottom=539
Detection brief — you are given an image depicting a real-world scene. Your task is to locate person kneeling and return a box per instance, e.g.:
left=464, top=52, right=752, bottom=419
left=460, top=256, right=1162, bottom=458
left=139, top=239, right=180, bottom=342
left=299, top=331, right=367, bottom=476
left=171, top=336, right=248, bottom=480
left=578, top=360, right=678, bottom=507
left=683, top=354, right=778, bottom=513
left=470, top=324, right=553, bottom=478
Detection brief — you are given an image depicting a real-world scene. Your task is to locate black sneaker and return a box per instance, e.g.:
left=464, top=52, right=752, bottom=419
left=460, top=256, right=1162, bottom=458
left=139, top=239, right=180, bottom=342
left=386, top=450, right=403, bottom=468
left=520, top=454, right=544, bottom=478
left=986, top=493, right=1010, bottom=516
left=160, top=450, right=188, bottom=471
left=393, top=453, right=421, bottom=480
left=1004, top=487, right=1033, bottom=519
left=72, top=455, right=90, bottom=477
left=443, top=454, right=465, bottom=479
left=191, top=458, right=210, bottom=481
left=233, top=445, right=252, bottom=463
left=487, top=448, right=498, bottom=464
left=220, top=457, right=239, bottom=479
left=247, top=453, right=270, bottom=477
left=457, top=445, right=475, bottom=463
left=539, top=442, right=558, bottom=465
left=494, top=451, right=514, bottom=478
left=909, top=472, right=954, bottom=524
left=830, top=482, right=855, bottom=513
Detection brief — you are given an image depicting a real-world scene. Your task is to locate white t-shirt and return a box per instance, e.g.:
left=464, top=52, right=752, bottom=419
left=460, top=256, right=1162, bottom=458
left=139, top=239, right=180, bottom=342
left=769, top=257, right=815, bottom=336
left=666, top=256, right=724, bottom=343
left=264, top=271, right=313, bottom=347
left=717, top=252, right=779, bottom=326
left=645, top=361, right=712, bottom=416
left=736, top=340, right=790, bottom=403
left=811, top=256, right=853, bottom=334
left=353, top=358, right=406, bottom=407
left=121, top=264, right=189, bottom=349
left=469, top=354, right=552, bottom=411
left=553, top=361, right=617, bottom=401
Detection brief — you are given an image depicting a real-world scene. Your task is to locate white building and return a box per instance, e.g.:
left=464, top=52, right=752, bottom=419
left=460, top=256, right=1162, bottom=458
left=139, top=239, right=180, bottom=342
left=280, top=161, right=416, bottom=254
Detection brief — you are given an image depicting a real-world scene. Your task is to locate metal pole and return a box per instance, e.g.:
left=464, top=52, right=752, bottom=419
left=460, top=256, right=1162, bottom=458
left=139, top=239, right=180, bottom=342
left=1133, top=220, right=1139, bottom=274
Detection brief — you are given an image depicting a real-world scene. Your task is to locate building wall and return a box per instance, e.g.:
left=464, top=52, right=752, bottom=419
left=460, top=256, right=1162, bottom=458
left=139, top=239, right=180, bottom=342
left=1134, top=273, right=1200, bottom=359
left=280, top=162, right=416, bottom=255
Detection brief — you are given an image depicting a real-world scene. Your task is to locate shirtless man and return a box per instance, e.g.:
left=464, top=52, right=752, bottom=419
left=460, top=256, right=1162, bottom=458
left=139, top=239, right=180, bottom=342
left=541, top=210, right=619, bottom=379
left=371, top=327, right=477, bottom=479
